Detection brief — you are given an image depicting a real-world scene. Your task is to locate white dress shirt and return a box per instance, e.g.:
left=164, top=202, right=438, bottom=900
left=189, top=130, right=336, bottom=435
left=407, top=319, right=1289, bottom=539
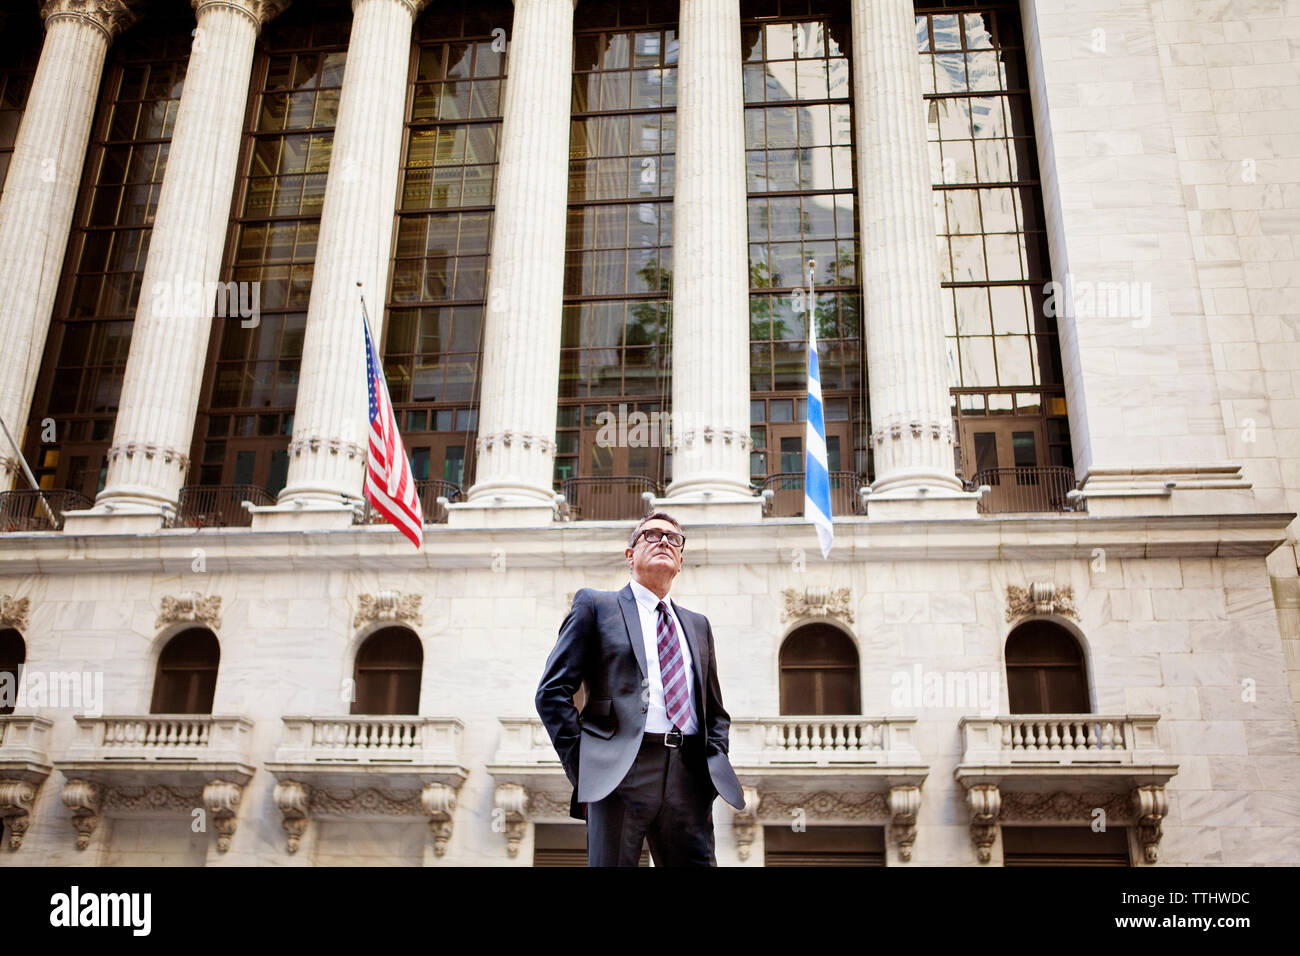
left=629, top=577, right=698, bottom=734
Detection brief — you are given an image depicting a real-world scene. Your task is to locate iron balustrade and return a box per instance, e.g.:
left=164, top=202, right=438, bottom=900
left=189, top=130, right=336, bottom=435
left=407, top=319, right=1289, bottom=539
left=356, top=478, right=461, bottom=526
left=175, top=485, right=274, bottom=528
left=558, top=476, right=661, bottom=521
left=759, top=472, right=866, bottom=518
left=972, top=466, right=1078, bottom=514
left=0, top=489, right=91, bottom=531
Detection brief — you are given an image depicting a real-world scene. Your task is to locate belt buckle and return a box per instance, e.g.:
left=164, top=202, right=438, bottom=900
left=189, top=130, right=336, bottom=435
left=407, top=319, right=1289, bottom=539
left=663, top=729, right=682, bottom=749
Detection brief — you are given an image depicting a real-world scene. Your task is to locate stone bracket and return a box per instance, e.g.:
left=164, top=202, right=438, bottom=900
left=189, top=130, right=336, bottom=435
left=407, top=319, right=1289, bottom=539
left=60, top=777, right=245, bottom=852
left=0, top=777, right=45, bottom=850
left=731, top=784, right=921, bottom=863
left=963, top=783, right=1168, bottom=864
left=272, top=779, right=460, bottom=856
left=493, top=783, right=528, bottom=858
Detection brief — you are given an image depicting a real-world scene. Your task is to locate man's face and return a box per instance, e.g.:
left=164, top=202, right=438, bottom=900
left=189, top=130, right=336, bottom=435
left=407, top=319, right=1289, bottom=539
left=626, top=518, right=684, bottom=582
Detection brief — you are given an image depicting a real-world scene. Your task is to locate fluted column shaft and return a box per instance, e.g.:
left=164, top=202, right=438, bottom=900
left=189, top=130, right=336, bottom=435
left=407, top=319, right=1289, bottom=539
left=664, top=0, right=752, bottom=501
left=94, top=0, right=285, bottom=512
left=460, top=0, right=575, bottom=509
left=852, top=0, right=962, bottom=494
left=276, top=0, right=425, bottom=507
left=0, top=1, right=135, bottom=487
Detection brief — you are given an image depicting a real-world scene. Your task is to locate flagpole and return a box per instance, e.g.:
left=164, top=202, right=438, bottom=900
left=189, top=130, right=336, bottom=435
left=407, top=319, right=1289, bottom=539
left=804, top=256, right=834, bottom=558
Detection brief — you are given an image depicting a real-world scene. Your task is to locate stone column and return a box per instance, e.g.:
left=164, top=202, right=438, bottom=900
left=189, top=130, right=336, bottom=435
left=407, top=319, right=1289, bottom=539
left=66, top=0, right=288, bottom=534
left=257, top=0, right=428, bottom=531
left=656, top=0, right=760, bottom=522
left=0, top=0, right=137, bottom=489
left=851, top=0, right=974, bottom=515
left=446, top=0, right=575, bottom=528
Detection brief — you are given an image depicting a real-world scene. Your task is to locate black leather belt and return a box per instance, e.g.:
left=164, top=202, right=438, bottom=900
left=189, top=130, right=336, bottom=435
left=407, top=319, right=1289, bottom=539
left=643, top=729, right=702, bottom=749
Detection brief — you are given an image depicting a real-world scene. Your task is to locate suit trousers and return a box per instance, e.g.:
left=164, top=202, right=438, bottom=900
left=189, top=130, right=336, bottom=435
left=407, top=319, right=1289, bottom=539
left=586, top=732, right=717, bottom=867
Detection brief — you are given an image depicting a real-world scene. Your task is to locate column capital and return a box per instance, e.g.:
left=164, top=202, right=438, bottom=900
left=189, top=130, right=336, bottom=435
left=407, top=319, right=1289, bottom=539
left=385, top=0, right=433, bottom=20
left=40, top=0, right=140, bottom=40
left=193, top=0, right=291, bottom=29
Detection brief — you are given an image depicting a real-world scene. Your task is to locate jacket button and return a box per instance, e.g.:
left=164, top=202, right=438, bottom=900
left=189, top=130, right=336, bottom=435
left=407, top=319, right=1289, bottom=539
left=640, top=706, right=647, bottom=713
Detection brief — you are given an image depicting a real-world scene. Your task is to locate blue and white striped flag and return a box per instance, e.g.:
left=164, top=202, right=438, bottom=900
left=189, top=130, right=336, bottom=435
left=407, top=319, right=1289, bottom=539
left=804, top=259, right=833, bottom=559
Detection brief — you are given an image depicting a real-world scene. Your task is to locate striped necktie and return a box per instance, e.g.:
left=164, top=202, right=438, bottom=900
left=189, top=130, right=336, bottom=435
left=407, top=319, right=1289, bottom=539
left=655, top=600, right=690, bottom=731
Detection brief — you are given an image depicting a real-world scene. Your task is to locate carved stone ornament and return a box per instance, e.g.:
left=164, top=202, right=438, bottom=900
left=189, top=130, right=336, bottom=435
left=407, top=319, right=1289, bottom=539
left=966, top=783, right=1000, bottom=864
left=61, top=778, right=103, bottom=851
left=103, top=784, right=203, bottom=814
left=755, top=789, right=889, bottom=821
left=312, top=787, right=423, bottom=816
left=41, top=0, right=139, bottom=38
left=730, top=786, right=760, bottom=861
left=1005, top=582, right=1079, bottom=622
left=156, top=592, right=223, bottom=631
left=738, top=786, right=916, bottom=862
left=524, top=790, right=571, bottom=821
left=1132, top=784, right=1167, bottom=864
left=421, top=783, right=457, bottom=857
left=0, top=780, right=39, bottom=850
left=271, top=782, right=459, bottom=854
left=193, top=0, right=293, bottom=31
left=999, top=790, right=1132, bottom=823
left=0, top=595, right=30, bottom=631
left=203, top=780, right=243, bottom=853
left=781, top=586, right=854, bottom=624
left=273, top=780, right=311, bottom=854
left=494, top=783, right=527, bottom=857
left=353, top=590, right=423, bottom=629
left=967, top=785, right=1167, bottom=864
left=888, top=784, right=921, bottom=863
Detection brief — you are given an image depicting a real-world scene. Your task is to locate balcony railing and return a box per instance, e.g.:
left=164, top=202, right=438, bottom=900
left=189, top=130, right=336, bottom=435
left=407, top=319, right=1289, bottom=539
left=63, top=715, right=255, bottom=766
left=758, top=472, right=865, bottom=518
left=0, top=489, right=91, bottom=531
left=958, top=714, right=1163, bottom=766
left=273, top=716, right=465, bottom=765
left=972, top=466, right=1078, bottom=514
left=175, top=485, right=274, bottom=528
left=729, top=716, right=921, bottom=766
left=558, top=476, right=661, bottom=521
left=490, top=718, right=563, bottom=768
left=357, top=478, right=461, bottom=526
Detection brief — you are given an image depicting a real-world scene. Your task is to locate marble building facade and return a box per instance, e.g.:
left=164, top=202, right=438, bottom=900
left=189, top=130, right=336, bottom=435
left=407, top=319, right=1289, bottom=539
left=0, top=0, right=1296, bottom=866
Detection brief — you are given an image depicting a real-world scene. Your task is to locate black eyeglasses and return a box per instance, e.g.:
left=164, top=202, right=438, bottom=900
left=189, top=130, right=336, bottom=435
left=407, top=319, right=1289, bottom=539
left=634, top=528, right=686, bottom=550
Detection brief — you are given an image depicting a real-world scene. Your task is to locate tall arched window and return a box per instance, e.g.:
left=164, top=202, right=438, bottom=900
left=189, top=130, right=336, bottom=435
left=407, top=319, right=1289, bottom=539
left=351, top=627, right=423, bottom=715
left=150, top=628, right=220, bottom=714
left=1005, top=620, right=1089, bottom=713
left=0, top=628, right=25, bottom=716
left=779, top=623, right=860, bottom=715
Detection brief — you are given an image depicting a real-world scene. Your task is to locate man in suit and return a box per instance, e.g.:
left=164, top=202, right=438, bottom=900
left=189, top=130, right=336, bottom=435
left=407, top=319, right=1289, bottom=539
left=535, top=511, right=745, bottom=866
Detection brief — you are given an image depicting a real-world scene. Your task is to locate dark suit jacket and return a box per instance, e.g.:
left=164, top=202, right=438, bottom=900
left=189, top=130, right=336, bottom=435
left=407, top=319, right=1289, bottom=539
left=535, top=583, right=745, bottom=820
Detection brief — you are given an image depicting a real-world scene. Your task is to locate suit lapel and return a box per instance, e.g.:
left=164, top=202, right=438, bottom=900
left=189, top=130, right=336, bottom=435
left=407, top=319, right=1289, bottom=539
left=618, top=584, right=648, bottom=679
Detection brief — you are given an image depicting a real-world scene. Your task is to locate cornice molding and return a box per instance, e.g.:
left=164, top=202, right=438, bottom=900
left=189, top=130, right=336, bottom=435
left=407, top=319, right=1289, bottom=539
left=1, top=512, right=1289, bottom=575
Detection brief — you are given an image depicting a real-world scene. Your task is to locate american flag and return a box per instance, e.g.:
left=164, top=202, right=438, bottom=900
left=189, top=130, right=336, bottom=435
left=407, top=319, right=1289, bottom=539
left=363, top=315, right=423, bottom=548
